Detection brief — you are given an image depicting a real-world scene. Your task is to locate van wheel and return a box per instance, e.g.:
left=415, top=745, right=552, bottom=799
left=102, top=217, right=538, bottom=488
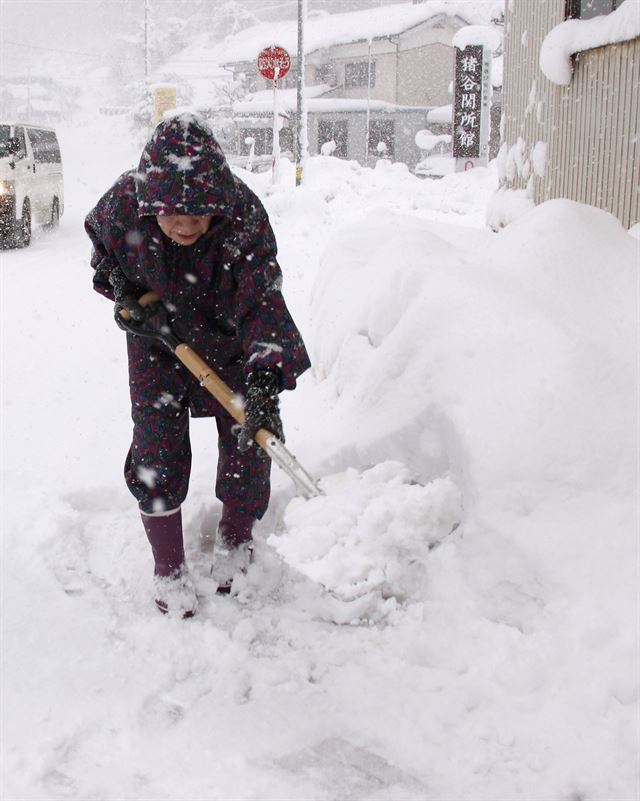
left=16, top=199, right=31, bottom=248
left=45, top=197, right=60, bottom=231
left=0, top=214, right=14, bottom=248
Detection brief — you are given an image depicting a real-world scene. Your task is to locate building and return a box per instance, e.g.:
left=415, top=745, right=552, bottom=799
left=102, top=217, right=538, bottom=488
left=497, top=0, right=639, bottom=229
left=0, top=75, right=70, bottom=125
left=208, top=1, right=502, bottom=170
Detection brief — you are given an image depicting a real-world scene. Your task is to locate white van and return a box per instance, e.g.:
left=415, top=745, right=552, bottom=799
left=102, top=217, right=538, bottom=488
left=0, top=123, right=64, bottom=248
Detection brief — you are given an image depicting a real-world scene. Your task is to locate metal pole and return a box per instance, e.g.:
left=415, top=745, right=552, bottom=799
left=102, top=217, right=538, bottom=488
left=26, top=65, right=32, bottom=122
left=272, top=67, right=281, bottom=183
left=295, top=0, right=307, bottom=186
left=144, top=0, right=150, bottom=83
left=365, top=38, right=372, bottom=165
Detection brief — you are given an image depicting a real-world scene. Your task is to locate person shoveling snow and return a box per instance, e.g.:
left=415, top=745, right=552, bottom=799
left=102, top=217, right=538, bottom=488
left=85, top=113, right=310, bottom=616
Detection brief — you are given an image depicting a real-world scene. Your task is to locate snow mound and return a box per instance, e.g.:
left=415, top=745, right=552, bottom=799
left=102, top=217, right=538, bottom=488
left=539, top=1, right=640, bottom=85
left=269, top=462, right=462, bottom=605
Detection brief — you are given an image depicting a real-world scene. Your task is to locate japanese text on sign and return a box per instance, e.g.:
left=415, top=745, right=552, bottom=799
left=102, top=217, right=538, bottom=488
left=257, top=46, right=291, bottom=81
left=453, top=45, right=487, bottom=159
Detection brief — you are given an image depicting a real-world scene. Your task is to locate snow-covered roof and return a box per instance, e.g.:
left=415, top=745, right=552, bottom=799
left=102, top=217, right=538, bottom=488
left=214, top=1, right=502, bottom=64
left=452, top=23, right=502, bottom=50
left=426, top=104, right=453, bottom=124
left=540, top=1, right=640, bottom=85
left=26, top=99, right=62, bottom=113
left=239, top=84, right=331, bottom=108
left=233, top=92, right=429, bottom=116
left=158, top=46, right=231, bottom=82
left=2, top=82, right=52, bottom=99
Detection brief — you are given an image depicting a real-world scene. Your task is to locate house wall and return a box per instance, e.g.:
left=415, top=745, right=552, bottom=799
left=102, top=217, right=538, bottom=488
left=306, top=109, right=429, bottom=167
left=309, top=18, right=461, bottom=106
left=233, top=17, right=463, bottom=106
left=315, top=39, right=399, bottom=102
left=397, top=42, right=453, bottom=106
left=397, top=15, right=463, bottom=105
left=502, top=0, right=639, bottom=228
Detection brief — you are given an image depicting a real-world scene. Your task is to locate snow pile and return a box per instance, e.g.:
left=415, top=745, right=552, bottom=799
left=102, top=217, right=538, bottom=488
left=452, top=23, right=502, bottom=51
left=276, top=197, right=638, bottom=641
left=306, top=198, right=636, bottom=508
left=270, top=463, right=462, bottom=609
left=540, top=1, right=640, bottom=85
left=486, top=184, right=535, bottom=228
left=414, top=129, right=452, bottom=152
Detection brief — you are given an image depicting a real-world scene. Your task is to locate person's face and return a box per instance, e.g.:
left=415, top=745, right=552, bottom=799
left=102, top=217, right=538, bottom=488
left=156, top=214, right=212, bottom=246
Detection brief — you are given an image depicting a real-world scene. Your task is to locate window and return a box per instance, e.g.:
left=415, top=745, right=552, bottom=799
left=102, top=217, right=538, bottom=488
left=318, top=119, right=348, bottom=158
left=315, top=64, right=337, bottom=86
left=235, top=70, right=257, bottom=93
left=15, top=128, right=27, bottom=158
left=0, top=125, right=11, bottom=158
left=279, top=126, right=293, bottom=155
left=345, top=61, right=375, bottom=89
left=368, top=119, right=395, bottom=158
left=26, top=128, right=61, bottom=164
left=0, top=125, right=25, bottom=159
left=242, top=128, right=272, bottom=156
left=241, top=127, right=292, bottom=156
left=565, top=0, right=626, bottom=18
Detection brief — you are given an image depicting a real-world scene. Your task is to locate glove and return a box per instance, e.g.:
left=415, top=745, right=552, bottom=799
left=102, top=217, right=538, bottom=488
left=238, top=369, right=284, bottom=453
left=109, top=266, right=148, bottom=327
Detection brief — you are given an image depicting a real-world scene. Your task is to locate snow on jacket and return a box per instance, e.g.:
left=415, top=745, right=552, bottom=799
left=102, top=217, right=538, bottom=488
left=85, top=114, right=310, bottom=414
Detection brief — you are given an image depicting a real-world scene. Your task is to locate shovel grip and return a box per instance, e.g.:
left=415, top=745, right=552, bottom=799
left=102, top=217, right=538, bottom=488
left=118, top=291, right=161, bottom=321
left=114, top=290, right=319, bottom=493
left=118, top=291, right=275, bottom=451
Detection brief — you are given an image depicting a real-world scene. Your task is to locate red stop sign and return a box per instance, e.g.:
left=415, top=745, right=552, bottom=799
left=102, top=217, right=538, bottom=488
left=257, top=46, right=291, bottom=80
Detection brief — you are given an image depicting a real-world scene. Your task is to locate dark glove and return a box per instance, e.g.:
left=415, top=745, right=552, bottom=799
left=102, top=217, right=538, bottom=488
left=109, top=266, right=148, bottom=327
left=238, top=369, right=284, bottom=453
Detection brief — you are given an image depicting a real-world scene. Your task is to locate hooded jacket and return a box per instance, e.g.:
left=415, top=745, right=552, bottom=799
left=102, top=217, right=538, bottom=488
left=85, top=114, right=310, bottom=415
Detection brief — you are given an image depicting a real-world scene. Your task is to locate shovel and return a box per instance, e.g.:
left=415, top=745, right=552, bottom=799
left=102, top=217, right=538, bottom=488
left=118, top=291, right=322, bottom=500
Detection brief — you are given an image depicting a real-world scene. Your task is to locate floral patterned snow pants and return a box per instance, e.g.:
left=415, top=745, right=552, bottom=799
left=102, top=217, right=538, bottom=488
left=123, top=341, right=271, bottom=518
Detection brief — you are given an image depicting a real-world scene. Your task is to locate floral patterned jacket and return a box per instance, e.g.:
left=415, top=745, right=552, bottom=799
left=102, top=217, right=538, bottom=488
left=85, top=113, right=310, bottom=415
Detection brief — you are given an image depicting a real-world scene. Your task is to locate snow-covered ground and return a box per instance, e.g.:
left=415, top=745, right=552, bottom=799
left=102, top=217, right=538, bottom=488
left=1, top=115, right=638, bottom=801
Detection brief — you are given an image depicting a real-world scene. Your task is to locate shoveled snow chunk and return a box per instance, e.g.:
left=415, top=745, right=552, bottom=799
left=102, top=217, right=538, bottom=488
left=269, top=461, right=462, bottom=604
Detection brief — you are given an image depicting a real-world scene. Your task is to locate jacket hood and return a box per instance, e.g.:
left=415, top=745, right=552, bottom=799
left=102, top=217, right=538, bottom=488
left=136, top=113, right=236, bottom=218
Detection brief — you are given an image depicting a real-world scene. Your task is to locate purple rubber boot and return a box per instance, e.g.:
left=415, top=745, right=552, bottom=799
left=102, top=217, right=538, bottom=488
left=141, top=507, right=197, bottom=617
left=211, top=504, right=256, bottom=593
left=217, top=504, right=255, bottom=548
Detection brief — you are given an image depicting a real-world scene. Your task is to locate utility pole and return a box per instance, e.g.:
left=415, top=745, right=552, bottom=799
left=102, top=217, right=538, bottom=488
left=144, top=0, right=150, bottom=83
left=26, top=65, right=32, bottom=122
left=295, top=0, right=307, bottom=186
left=365, top=38, right=372, bottom=165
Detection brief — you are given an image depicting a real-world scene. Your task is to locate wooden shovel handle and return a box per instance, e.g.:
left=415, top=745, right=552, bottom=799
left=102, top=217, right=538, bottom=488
left=175, top=343, right=276, bottom=451
left=118, top=291, right=161, bottom=321
left=119, top=291, right=273, bottom=450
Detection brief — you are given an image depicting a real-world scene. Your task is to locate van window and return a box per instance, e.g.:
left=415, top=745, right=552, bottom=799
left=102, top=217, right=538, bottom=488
left=0, top=126, right=27, bottom=159
left=0, top=125, right=10, bottom=156
left=27, top=128, right=61, bottom=164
